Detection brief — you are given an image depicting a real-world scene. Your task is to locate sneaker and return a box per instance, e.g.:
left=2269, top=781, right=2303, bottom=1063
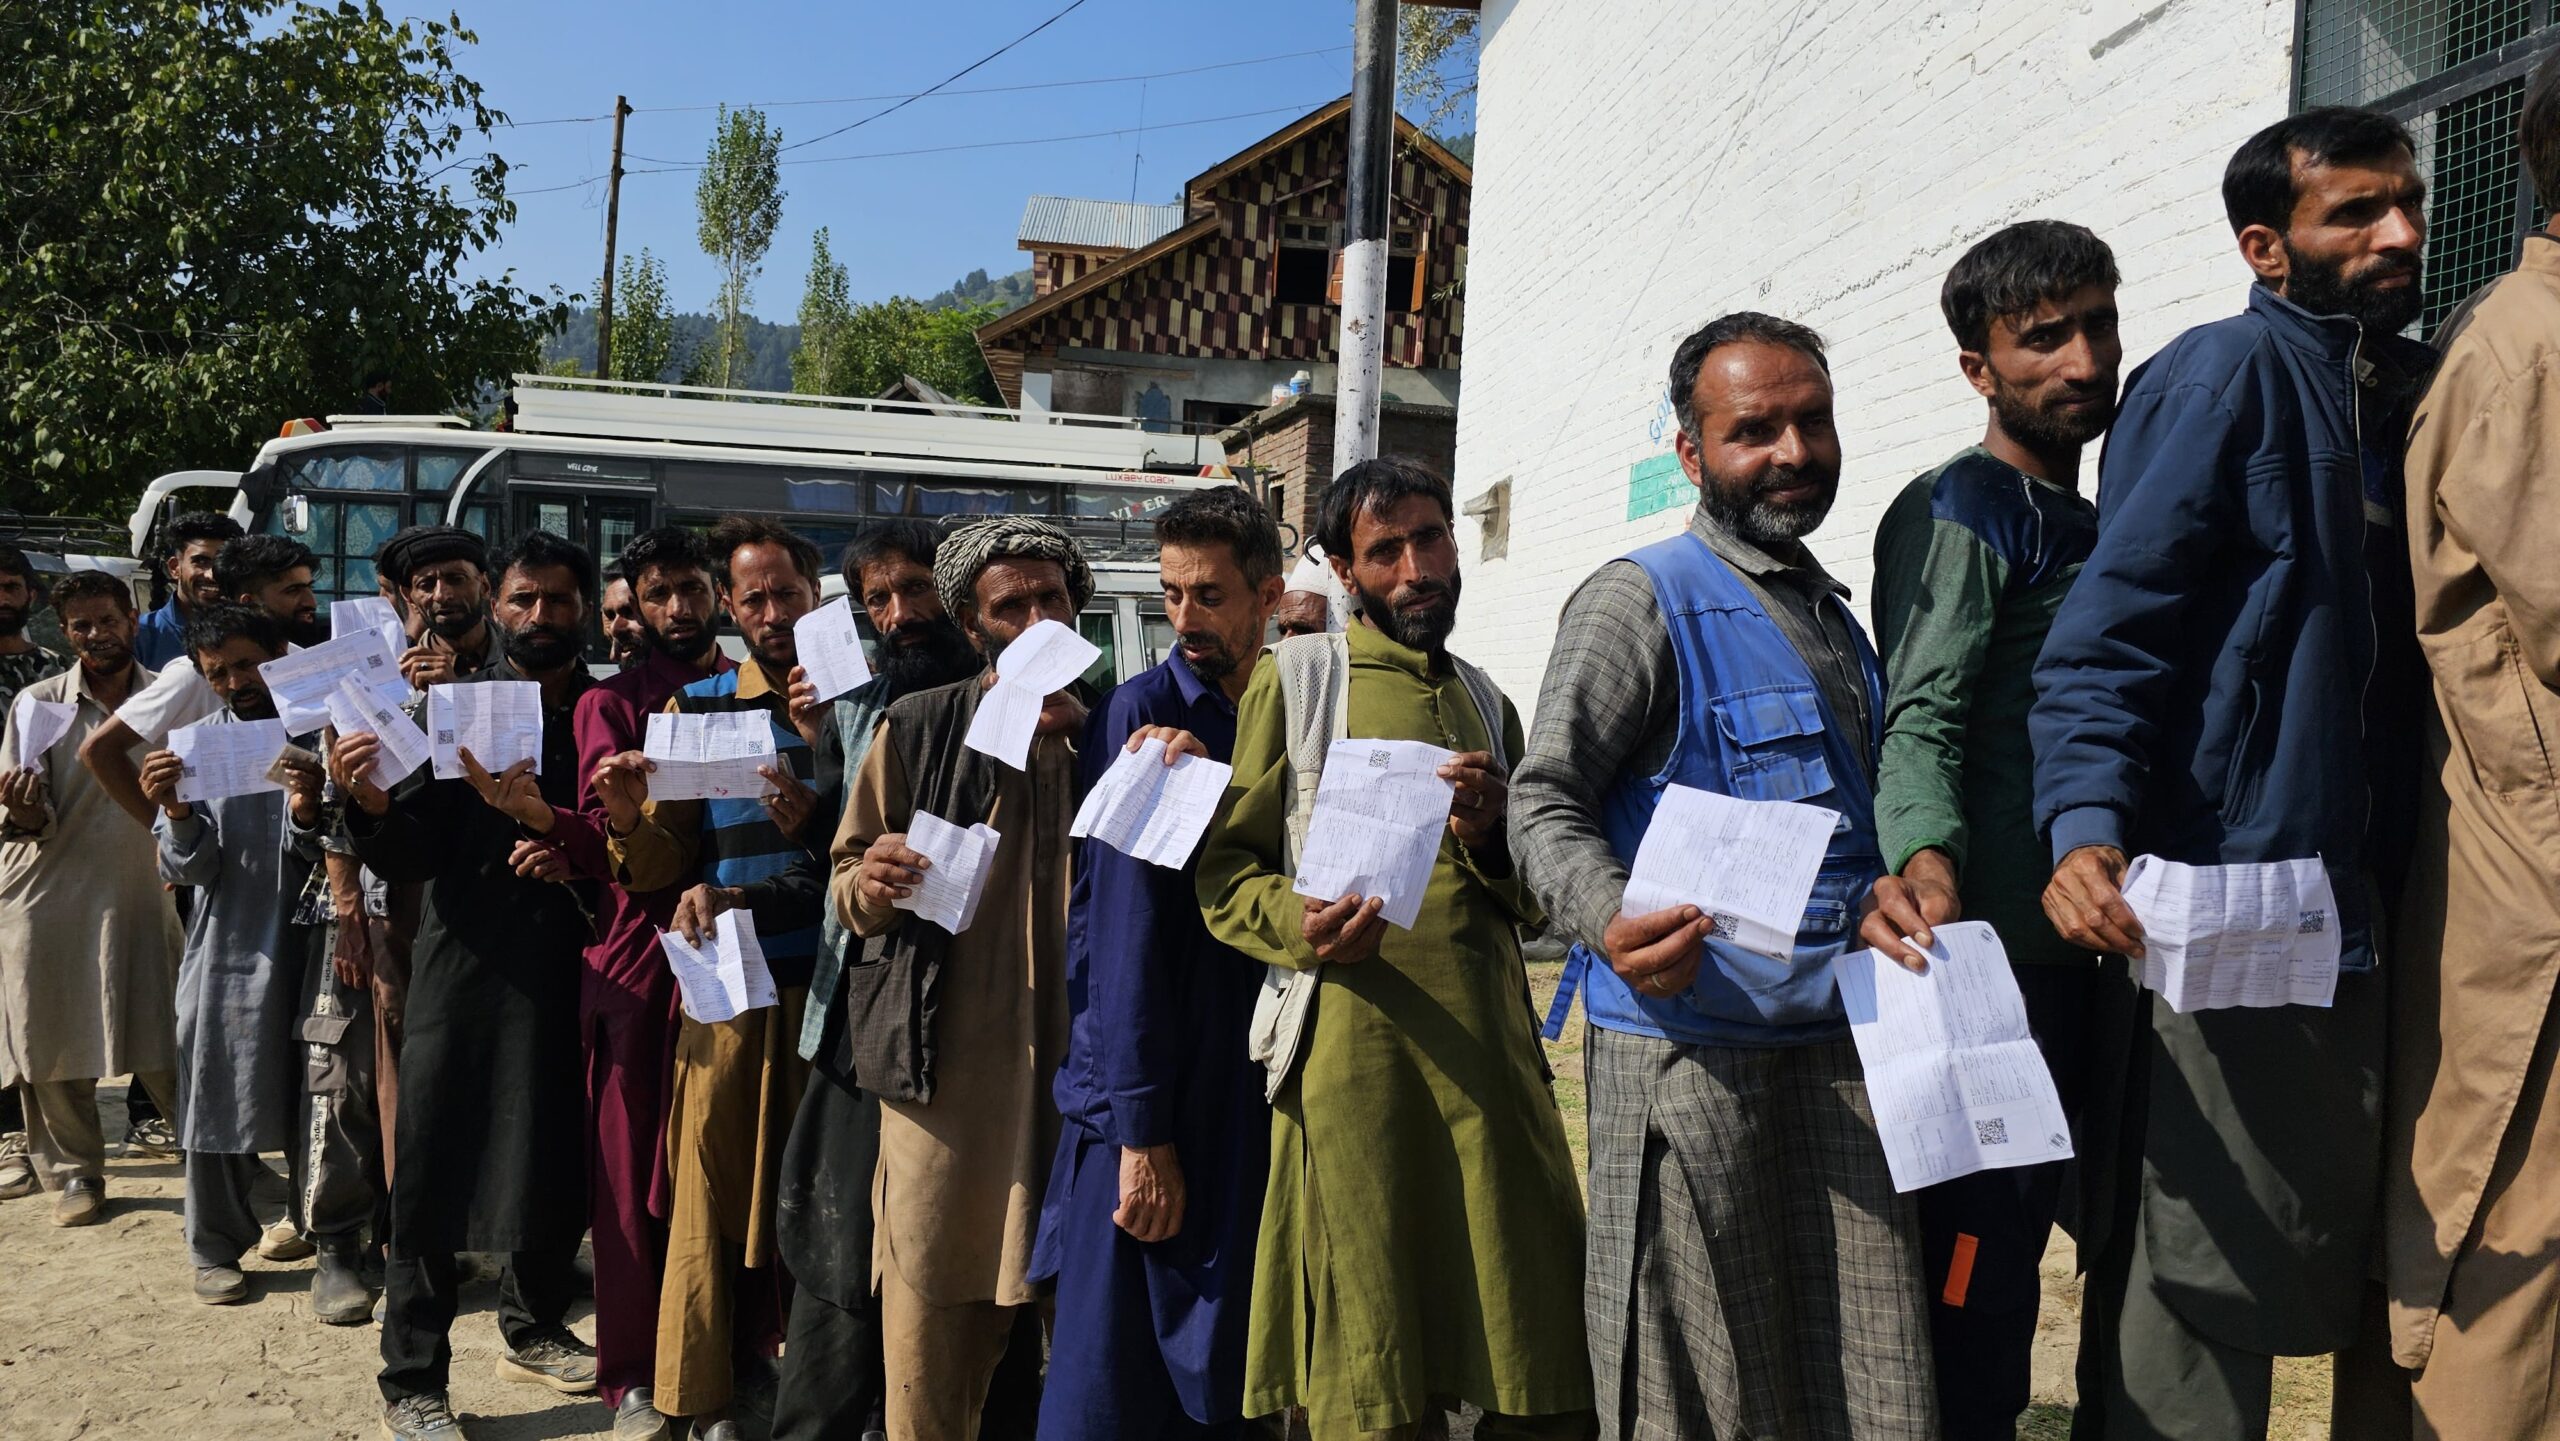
left=311, top=1245, right=373, bottom=1325
left=0, top=1132, right=33, bottom=1200
left=494, top=1327, right=597, bottom=1395
left=692, top=1423, right=744, bottom=1441
left=612, top=1387, right=671, bottom=1440
left=257, top=1218, right=314, bottom=1262
left=194, top=1264, right=249, bottom=1305
left=122, top=1115, right=180, bottom=1159
left=51, top=1176, right=105, bottom=1227
left=380, top=1392, right=468, bottom=1439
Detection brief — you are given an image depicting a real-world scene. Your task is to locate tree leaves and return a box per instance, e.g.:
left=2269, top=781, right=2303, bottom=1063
left=0, top=0, right=570, bottom=519
left=693, top=104, right=785, bottom=391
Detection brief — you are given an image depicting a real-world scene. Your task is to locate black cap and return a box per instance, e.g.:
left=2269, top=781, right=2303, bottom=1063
left=377, top=525, right=488, bottom=586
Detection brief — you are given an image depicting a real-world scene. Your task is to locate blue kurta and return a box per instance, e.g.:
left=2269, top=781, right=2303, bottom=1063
left=156, top=715, right=325, bottom=1155
left=1029, top=650, right=1267, bottom=1437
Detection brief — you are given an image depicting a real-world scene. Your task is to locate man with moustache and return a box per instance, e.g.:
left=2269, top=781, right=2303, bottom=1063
left=1271, top=546, right=1345, bottom=640
left=336, top=530, right=605, bottom=1440
left=381, top=525, right=495, bottom=695
left=0, top=570, right=182, bottom=1226
left=832, top=516, right=1101, bottom=1439
left=132, top=511, right=245, bottom=671
left=1511, top=315, right=1931, bottom=1439
left=519, top=525, right=733, bottom=1438
left=1201, top=458, right=1591, bottom=1440
left=82, top=534, right=326, bottom=827
left=1032, top=488, right=1286, bottom=1441
left=1855, top=222, right=2121, bottom=1439
left=2028, top=108, right=2432, bottom=1439
left=138, top=604, right=331, bottom=1305
left=601, top=567, right=646, bottom=668
left=770, top=518, right=988, bottom=1441
left=599, top=517, right=828, bottom=1441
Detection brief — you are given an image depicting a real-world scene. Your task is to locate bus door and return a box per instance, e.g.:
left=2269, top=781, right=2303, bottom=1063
left=511, top=489, right=653, bottom=575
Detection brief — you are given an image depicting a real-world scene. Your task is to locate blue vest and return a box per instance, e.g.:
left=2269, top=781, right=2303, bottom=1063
left=1543, top=532, right=1887, bottom=1047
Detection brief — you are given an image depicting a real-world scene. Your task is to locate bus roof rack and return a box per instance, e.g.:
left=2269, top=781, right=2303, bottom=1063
left=323, top=413, right=472, bottom=428
left=509, top=373, right=1223, bottom=475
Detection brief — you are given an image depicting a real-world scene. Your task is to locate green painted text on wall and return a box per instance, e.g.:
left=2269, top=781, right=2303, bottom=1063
left=1626, top=452, right=1693, bottom=521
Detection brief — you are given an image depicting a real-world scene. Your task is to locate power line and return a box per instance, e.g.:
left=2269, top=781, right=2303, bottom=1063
left=779, top=0, right=1092, bottom=151
left=616, top=99, right=1332, bottom=175
left=513, top=172, right=612, bottom=196
left=490, top=44, right=1350, bottom=133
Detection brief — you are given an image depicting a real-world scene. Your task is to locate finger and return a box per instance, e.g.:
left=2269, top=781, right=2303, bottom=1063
left=1162, top=731, right=1206, bottom=763
left=1873, top=884, right=1937, bottom=951
left=1622, top=904, right=1703, bottom=946
left=867, top=863, right=924, bottom=889
left=877, top=844, right=932, bottom=872
left=500, top=758, right=535, bottom=782
left=458, top=747, right=493, bottom=788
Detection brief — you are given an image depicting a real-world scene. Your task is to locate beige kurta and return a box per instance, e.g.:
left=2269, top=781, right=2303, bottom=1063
left=0, top=662, right=183, bottom=1087
left=2389, top=232, right=2560, bottom=1428
left=832, top=718, right=1075, bottom=1309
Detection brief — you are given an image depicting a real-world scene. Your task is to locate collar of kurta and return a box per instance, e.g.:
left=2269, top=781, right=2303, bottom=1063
left=1346, top=614, right=1448, bottom=679
left=1684, top=502, right=1851, bottom=599
left=733, top=656, right=787, bottom=702
left=72, top=660, right=143, bottom=711
left=1166, top=645, right=1236, bottom=714
left=2524, top=231, right=2560, bottom=278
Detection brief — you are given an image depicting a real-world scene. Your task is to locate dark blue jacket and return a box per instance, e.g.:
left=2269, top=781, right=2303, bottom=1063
left=2029, top=285, right=2431, bottom=974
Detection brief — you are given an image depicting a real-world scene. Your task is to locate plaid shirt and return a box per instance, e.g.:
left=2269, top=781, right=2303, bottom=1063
left=1511, top=503, right=1872, bottom=952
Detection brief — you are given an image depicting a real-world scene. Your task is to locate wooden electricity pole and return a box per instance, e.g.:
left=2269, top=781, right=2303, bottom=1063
left=595, top=95, right=631, bottom=380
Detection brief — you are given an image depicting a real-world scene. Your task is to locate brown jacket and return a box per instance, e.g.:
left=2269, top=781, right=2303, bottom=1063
left=2388, top=233, right=2560, bottom=1368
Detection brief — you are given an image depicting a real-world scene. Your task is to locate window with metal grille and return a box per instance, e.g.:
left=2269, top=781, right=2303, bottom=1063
left=2296, top=0, right=2560, bottom=329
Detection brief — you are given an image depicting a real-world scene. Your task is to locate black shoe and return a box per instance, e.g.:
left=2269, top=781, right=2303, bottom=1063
left=122, top=1115, right=179, bottom=1159
left=612, top=1387, right=671, bottom=1440
left=495, top=1327, right=597, bottom=1395
left=312, top=1245, right=373, bottom=1326
left=381, top=1392, right=466, bottom=1439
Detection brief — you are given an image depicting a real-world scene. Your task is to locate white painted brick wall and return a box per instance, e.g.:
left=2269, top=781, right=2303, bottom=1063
left=1447, top=0, right=2300, bottom=714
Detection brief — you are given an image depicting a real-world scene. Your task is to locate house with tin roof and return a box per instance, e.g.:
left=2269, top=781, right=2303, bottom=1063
left=976, top=95, right=1470, bottom=550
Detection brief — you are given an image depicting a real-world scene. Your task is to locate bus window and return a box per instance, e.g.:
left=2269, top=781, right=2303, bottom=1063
left=415, top=449, right=482, bottom=493
left=1077, top=611, right=1116, bottom=691
left=873, top=478, right=1052, bottom=517
left=290, top=448, right=406, bottom=492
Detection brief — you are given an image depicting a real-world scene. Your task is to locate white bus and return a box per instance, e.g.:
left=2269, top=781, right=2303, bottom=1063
left=127, top=375, right=1252, bottom=683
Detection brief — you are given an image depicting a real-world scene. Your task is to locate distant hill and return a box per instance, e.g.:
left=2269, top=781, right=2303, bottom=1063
left=926, top=267, right=1034, bottom=314
left=539, top=266, right=1032, bottom=390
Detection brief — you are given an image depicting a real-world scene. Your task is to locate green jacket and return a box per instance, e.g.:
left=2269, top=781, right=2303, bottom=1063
left=1872, top=447, right=2095, bottom=967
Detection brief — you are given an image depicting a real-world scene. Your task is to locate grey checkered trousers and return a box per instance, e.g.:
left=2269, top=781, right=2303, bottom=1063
left=1583, top=1027, right=1937, bottom=1439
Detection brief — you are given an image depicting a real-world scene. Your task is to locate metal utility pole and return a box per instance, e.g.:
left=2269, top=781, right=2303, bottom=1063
left=1331, top=0, right=1395, bottom=481
left=595, top=95, right=631, bottom=380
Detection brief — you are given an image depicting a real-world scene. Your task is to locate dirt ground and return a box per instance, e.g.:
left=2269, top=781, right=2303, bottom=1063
left=0, top=1086, right=614, bottom=1440
left=1, top=983, right=2336, bottom=1440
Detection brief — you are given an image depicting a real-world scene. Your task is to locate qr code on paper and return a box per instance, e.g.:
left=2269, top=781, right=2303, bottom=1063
left=1707, top=912, right=1739, bottom=940
left=2298, top=910, right=2327, bottom=935
left=1365, top=749, right=1390, bottom=769
left=436, top=729, right=456, bottom=745
left=1973, top=1117, right=2009, bottom=1147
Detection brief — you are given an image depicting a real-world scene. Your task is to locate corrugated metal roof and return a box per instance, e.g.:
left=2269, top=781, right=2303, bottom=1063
left=1016, top=195, right=1187, bottom=252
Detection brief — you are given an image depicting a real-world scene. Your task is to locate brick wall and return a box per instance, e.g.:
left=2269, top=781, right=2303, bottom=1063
left=1450, top=0, right=2301, bottom=713
left=1225, top=396, right=1458, bottom=555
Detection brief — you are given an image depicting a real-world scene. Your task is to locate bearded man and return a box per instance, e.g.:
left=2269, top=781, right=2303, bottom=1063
left=1511, top=314, right=1933, bottom=1439
left=1857, top=221, right=2122, bottom=1439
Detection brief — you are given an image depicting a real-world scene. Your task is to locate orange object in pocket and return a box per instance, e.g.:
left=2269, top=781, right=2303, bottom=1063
left=1942, top=1232, right=1979, bottom=1308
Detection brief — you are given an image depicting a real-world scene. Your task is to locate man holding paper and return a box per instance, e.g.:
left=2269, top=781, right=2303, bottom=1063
left=377, top=525, right=495, bottom=692
left=131, top=510, right=244, bottom=670
left=1031, top=487, right=1282, bottom=1441
left=0, top=570, right=181, bottom=1227
left=140, top=604, right=332, bottom=1307
left=831, top=515, right=1101, bottom=1438
left=82, top=533, right=325, bottom=826
left=604, top=517, right=828, bottom=1439
left=1859, top=221, right=2121, bottom=1438
left=1199, top=458, right=1591, bottom=1440
left=1511, top=314, right=1933, bottom=1438
left=336, top=529, right=604, bottom=1441
left=523, top=524, right=732, bottom=1435
left=2026, top=110, right=2431, bottom=1438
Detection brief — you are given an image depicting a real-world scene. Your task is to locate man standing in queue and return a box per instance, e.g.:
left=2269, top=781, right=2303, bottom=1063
left=1858, top=222, right=2121, bottom=1437
left=833, top=517, right=1100, bottom=1440
left=601, top=517, right=829, bottom=1441
left=770, top=518, right=987, bottom=1441
left=2027, top=108, right=2432, bottom=1438
left=1199, top=458, right=1593, bottom=1440
left=1031, top=488, right=1286, bottom=1441
left=338, top=531, right=606, bottom=1440
left=1512, top=316, right=1933, bottom=1439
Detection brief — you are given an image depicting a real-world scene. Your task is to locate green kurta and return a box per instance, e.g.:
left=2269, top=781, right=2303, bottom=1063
left=1197, top=622, right=1592, bottom=1435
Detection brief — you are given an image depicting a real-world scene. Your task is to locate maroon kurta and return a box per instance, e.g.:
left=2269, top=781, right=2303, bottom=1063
left=548, top=646, right=733, bottom=1406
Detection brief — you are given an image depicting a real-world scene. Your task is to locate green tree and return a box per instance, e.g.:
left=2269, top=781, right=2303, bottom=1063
left=791, top=228, right=854, bottom=396
left=694, top=105, right=785, bottom=390
left=1398, top=9, right=1478, bottom=146
left=0, top=1, right=571, bottom=517
left=609, top=247, right=675, bottom=384
left=804, top=296, right=1001, bottom=405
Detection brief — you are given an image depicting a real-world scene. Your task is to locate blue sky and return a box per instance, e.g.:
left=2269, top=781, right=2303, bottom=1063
left=447, top=1, right=1462, bottom=321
